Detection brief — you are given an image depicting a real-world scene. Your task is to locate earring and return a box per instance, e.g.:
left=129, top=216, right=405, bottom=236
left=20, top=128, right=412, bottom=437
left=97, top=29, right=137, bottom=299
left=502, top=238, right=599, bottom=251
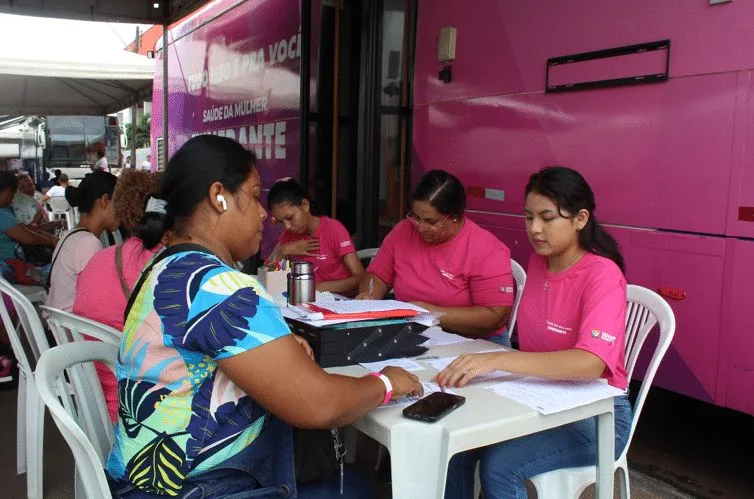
left=216, top=194, right=228, bottom=212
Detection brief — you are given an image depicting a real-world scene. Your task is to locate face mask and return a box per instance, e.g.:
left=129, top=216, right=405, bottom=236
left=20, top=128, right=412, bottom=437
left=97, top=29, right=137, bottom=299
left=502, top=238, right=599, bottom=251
left=417, top=220, right=460, bottom=245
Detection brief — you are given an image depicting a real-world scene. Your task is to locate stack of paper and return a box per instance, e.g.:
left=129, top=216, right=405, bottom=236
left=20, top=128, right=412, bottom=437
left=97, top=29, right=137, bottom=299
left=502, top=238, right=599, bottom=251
left=485, top=377, right=624, bottom=414
left=282, top=299, right=429, bottom=325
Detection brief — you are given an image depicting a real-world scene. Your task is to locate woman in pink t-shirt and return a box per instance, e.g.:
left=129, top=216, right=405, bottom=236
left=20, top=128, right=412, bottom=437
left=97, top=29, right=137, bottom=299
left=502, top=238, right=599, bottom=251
left=73, top=169, right=162, bottom=422
left=438, top=167, right=632, bottom=499
left=356, top=170, right=514, bottom=339
left=267, top=178, right=364, bottom=296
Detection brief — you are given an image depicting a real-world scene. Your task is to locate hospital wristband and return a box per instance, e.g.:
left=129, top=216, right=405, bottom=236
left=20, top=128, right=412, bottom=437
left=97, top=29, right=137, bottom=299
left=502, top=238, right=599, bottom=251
left=369, top=372, right=393, bottom=405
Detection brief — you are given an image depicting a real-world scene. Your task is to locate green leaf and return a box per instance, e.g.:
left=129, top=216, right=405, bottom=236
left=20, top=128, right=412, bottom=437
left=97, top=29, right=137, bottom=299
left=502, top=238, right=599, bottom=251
left=127, top=432, right=186, bottom=496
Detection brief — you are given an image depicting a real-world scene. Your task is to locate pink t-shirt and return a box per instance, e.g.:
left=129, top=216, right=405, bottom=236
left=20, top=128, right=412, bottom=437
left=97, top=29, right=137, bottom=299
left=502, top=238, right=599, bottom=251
left=45, top=231, right=103, bottom=312
left=516, top=252, right=628, bottom=389
left=368, top=218, right=515, bottom=308
left=73, top=237, right=160, bottom=421
left=277, top=216, right=355, bottom=282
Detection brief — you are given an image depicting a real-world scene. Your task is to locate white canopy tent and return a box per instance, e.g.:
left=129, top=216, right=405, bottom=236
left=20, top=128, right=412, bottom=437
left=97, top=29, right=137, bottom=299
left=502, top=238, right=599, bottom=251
left=0, top=48, right=154, bottom=115
left=0, top=0, right=215, bottom=165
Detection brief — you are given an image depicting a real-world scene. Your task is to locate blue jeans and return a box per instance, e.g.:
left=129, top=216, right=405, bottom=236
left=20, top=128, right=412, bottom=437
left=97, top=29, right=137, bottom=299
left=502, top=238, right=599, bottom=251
left=486, top=332, right=511, bottom=348
left=444, top=395, right=632, bottom=499
left=107, top=414, right=370, bottom=499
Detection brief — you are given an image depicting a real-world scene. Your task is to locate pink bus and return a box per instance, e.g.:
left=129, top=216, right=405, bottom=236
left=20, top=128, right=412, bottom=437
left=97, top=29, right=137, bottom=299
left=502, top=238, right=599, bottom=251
left=152, top=0, right=754, bottom=416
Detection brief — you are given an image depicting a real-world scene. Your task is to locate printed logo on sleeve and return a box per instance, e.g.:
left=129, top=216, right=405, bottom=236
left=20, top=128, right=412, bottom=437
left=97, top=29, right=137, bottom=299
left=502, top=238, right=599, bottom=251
left=340, top=240, right=351, bottom=248
left=499, top=286, right=514, bottom=294
left=592, top=329, right=616, bottom=344
left=440, top=270, right=455, bottom=280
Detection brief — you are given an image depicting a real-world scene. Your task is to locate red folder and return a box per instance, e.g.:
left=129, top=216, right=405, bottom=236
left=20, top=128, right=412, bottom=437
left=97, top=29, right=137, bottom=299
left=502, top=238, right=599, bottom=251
left=300, top=303, right=418, bottom=321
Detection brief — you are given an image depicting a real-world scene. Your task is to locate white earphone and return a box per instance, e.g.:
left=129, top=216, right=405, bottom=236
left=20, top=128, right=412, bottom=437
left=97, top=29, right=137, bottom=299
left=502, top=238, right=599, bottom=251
left=217, top=194, right=228, bottom=212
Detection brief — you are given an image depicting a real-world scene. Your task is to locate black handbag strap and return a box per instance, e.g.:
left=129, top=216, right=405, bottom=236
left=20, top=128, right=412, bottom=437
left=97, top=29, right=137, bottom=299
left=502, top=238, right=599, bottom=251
left=114, top=243, right=131, bottom=299
left=45, top=228, right=88, bottom=290
left=123, top=243, right=215, bottom=324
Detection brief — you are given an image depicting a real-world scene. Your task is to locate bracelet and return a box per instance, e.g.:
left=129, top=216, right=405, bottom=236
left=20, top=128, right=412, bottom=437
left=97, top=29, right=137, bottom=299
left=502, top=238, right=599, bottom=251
left=369, top=372, right=393, bottom=405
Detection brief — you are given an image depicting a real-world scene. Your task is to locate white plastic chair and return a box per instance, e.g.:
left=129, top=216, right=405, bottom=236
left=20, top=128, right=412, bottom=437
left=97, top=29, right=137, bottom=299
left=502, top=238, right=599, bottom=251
left=34, top=342, right=118, bottom=499
left=356, top=247, right=379, bottom=266
left=0, top=277, right=52, bottom=499
left=507, top=258, right=526, bottom=340
left=13, top=284, right=47, bottom=304
left=528, top=284, right=676, bottom=499
left=40, top=306, right=120, bottom=347
left=41, top=306, right=121, bottom=454
left=47, top=196, right=76, bottom=230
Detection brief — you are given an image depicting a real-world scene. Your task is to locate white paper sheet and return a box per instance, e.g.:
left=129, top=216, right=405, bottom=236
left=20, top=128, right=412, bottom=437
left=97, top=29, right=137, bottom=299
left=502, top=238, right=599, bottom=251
left=419, top=327, right=473, bottom=347
left=359, top=357, right=425, bottom=373
left=375, top=381, right=456, bottom=409
left=485, top=377, right=624, bottom=415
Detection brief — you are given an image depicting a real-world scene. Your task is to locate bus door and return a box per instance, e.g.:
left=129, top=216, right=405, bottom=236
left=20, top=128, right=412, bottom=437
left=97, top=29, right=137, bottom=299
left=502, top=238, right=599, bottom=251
left=304, top=0, right=417, bottom=248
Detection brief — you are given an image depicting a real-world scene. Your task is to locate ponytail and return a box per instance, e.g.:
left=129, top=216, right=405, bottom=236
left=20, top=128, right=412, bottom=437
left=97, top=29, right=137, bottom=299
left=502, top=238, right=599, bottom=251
left=581, top=214, right=625, bottom=274
left=135, top=212, right=173, bottom=250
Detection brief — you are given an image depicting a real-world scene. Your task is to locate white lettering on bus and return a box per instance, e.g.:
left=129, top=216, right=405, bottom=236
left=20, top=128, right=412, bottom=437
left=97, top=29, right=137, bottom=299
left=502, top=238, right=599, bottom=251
left=197, top=121, right=287, bottom=160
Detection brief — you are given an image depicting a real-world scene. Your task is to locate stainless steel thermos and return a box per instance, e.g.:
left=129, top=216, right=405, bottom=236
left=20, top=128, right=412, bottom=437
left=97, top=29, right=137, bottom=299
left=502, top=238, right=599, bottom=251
left=287, top=261, right=315, bottom=305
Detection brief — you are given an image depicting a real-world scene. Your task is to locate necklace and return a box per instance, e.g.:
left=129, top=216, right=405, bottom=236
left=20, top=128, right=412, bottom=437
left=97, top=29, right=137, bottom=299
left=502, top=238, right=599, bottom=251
left=544, top=250, right=586, bottom=291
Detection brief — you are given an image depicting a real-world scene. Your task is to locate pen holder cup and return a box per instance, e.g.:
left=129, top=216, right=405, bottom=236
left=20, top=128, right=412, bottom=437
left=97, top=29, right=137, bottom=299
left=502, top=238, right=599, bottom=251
left=258, top=268, right=291, bottom=297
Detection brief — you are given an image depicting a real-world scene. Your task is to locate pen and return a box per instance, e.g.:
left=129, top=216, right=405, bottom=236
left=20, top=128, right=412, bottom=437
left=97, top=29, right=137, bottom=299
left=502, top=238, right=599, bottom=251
left=368, top=277, right=374, bottom=297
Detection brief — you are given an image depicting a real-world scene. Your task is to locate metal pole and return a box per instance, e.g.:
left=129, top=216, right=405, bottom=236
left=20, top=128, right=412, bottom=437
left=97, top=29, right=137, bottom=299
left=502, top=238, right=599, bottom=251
left=131, top=27, right=139, bottom=170
left=162, top=22, right=169, bottom=170
left=299, top=0, right=311, bottom=184
left=330, top=0, right=340, bottom=218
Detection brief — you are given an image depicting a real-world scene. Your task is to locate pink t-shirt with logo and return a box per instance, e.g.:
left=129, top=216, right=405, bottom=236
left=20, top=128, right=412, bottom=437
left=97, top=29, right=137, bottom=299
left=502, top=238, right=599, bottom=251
left=368, top=218, right=515, bottom=309
left=73, top=237, right=161, bottom=421
left=277, top=216, right=355, bottom=282
left=516, top=252, right=628, bottom=389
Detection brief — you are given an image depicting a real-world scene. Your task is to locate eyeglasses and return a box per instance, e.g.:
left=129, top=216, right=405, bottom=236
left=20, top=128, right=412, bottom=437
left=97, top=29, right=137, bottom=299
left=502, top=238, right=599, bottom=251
left=406, top=211, right=450, bottom=231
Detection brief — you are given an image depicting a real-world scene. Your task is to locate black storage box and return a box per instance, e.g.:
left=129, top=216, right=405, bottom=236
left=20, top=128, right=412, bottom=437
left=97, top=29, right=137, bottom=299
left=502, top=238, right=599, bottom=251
left=285, top=317, right=430, bottom=368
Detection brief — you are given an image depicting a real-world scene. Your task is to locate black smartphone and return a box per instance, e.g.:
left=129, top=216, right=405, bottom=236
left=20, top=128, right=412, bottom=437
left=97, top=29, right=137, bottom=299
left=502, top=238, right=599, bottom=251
left=402, top=392, right=466, bottom=423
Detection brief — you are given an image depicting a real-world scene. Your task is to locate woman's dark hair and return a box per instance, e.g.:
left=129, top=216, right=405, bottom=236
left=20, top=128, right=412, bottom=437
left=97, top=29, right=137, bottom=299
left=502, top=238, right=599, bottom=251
left=136, top=135, right=257, bottom=250
left=525, top=166, right=625, bottom=273
left=412, top=170, right=466, bottom=217
left=65, top=171, right=117, bottom=213
left=267, top=178, right=311, bottom=210
left=0, top=171, right=18, bottom=192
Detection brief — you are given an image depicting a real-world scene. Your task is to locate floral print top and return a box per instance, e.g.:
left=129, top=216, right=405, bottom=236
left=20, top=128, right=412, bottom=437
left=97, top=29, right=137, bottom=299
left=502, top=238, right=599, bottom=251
left=106, top=250, right=291, bottom=496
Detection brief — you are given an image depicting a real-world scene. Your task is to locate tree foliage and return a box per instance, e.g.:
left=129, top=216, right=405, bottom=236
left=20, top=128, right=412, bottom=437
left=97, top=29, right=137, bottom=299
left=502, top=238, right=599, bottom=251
left=125, top=113, right=151, bottom=149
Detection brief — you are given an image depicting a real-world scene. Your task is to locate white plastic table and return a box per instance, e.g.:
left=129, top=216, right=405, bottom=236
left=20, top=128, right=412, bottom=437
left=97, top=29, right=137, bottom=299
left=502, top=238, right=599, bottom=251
left=328, top=339, right=615, bottom=499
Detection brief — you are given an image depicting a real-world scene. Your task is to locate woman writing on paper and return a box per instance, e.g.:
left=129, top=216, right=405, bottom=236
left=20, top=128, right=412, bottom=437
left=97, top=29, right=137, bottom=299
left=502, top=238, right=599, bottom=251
left=437, top=166, right=632, bottom=499
left=356, top=170, right=515, bottom=342
left=106, top=135, right=422, bottom=498
left=267, top=178, right=365, bottom=297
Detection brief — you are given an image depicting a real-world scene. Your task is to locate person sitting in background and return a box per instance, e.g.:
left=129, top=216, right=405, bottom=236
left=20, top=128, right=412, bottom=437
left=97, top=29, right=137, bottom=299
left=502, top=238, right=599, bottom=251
left=45, top=171, right=118, bottom=312
left=106, top=135, right=422, bottom=498
left=357, top=169, right=514, bottom=341
left=42, top=172, right=69, bottom=201
left=268, top=178, right=364, bottom=297
left=12, top=174, right=47, bottom=226
left=73, top=169, right=162, bottom=422
left=438, top=166, right=632, bottom=499
left=0, top=171, right=57, bottom=285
